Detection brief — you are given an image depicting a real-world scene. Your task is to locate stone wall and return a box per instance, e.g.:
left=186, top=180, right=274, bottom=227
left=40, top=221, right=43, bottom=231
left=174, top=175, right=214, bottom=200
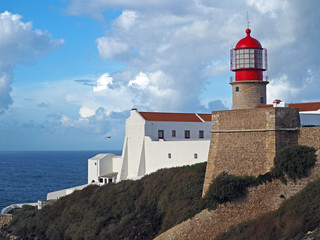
left=230, top=80, right=268, bottom=109
left=155, top=151, right=320, bottom=240
left=299, top=127, right=320, bottom=150
left=203, top=107, right=300, bottom=196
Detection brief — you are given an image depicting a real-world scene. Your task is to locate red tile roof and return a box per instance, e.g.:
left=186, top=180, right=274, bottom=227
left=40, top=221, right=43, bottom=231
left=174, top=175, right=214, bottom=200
left=198, top=114, right=212, bottom=121
left=258, top=102, right=320, bottom=112
left=138, top=112, right=211, bottom=122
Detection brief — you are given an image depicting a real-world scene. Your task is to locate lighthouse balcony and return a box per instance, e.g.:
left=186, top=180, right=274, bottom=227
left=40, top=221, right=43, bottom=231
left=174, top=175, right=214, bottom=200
left=230, top=76, right=269, bottom=82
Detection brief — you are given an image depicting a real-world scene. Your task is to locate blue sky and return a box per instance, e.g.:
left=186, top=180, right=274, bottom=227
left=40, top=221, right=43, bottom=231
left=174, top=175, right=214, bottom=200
left=0, top=0, right=319, bottom=150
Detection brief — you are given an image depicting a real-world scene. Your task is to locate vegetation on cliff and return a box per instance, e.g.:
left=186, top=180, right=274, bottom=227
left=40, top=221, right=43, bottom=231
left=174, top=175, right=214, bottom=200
left=271, top=145, right=317, bottom=182
left=1, top=145, right=316, bottom=240
left=204, top=173, right=255, bottom=208
left=215, top=177, right=320, bottom=240
left=3, top=162, right=208, bottom=240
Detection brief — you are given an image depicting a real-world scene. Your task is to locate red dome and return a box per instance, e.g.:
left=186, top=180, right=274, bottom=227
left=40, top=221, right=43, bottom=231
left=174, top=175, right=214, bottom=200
left=235, top=29, right=262, bottom=49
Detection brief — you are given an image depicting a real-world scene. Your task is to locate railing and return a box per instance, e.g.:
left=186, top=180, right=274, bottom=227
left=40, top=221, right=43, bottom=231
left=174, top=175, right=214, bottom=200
left=230, top=76, right=269, bottom=82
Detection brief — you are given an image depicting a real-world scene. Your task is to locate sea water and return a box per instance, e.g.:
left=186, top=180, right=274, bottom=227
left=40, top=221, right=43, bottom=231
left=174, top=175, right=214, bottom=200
left=0, top=150, right=121, bottom=211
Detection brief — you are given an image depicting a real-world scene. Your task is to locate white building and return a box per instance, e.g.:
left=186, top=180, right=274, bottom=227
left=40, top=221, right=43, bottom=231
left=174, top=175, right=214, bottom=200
left=88, top=103, right=320, bottom=186
left=45, top=102, right=320, bottom=200
left=88, top=108, right=212, bottom=184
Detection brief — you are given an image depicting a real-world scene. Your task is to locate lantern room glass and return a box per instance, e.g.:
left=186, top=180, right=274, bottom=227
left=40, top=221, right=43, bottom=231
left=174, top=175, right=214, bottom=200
left=235, top=49, right=263, bottom=69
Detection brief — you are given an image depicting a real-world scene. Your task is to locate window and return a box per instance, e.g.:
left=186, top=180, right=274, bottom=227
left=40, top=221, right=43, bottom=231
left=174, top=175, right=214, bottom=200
left=194, top=153, right=198, bottom=159
left=158, top=130, right=164, bottom=139
left=236, top=87, right=239, bottom=92
left=99, top=178, right=103, bottom=183
left=260, top=97, right=264, bottom=104
left=235, top=48, right=263, bottom=69
left=172, top=130, right=176, bottom=137
left=185, top=130, right=190, bottom=139
left=199, top=130, right=204, bottom=139
left=168, top=153, right=171, bottom=159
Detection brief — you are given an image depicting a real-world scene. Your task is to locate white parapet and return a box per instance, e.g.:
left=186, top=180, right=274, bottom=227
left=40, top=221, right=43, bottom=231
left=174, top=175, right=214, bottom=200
left=47, top=184, right=89, bottom=200
left=1, top=202, right=38, bottom=215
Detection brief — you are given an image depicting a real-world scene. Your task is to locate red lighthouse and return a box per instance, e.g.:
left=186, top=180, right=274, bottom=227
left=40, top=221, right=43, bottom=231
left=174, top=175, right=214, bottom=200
left=230, top=28, right=268, bottom=109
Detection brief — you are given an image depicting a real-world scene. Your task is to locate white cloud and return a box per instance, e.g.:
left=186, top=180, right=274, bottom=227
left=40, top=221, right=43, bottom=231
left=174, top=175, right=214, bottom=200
left=6, top=0, right=320, bottom=150
left=246, top=0, right=289, bottom=18
left=93, top=73, right=113, bottom=92
left=128, top=72, right=149, bottom=89
left=115, top=11, right=137, bottom=30
left=79, top=106, right=96, bottom=118
left=0, top=11, right=63, bottom=114
left=91, top=9, right=235, bottom=112
left=9, top=0, right=317, bottom=150
left=66, top=0, right=190, bottom=18
left=96, top=37, right=129, bottom=59
left=267, top=74, right=301, bottom=103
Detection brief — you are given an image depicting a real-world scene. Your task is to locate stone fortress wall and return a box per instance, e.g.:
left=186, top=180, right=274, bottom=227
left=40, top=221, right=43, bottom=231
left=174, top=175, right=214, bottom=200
left=203, top=107, right=300, bottom=196
left=299, top=127, right=320, bottom=150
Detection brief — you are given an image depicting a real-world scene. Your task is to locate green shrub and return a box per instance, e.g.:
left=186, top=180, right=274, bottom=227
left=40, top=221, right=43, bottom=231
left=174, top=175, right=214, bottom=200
left=271, top=145, right=317, bottom=182
left=205, top=172, right=255, bottom=207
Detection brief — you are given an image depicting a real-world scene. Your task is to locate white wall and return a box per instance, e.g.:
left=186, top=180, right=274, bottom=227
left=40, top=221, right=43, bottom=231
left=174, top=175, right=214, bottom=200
left=47, top=184, right=88, bottom=200
left=115, top=109, right=212, bottom=180
left=118, top=137, right=128, bottom=180
left=145, top=121, right=211, bottom=141
left=113, top=156, right=123, bottom=177
left=88, top=109, right=212, bottom=183
left=124, top=110, right=147, bottom=178
left=126, top=138, right=145, bottom=178
left=88, top=159, right=98, bottom=183
left=144, top=137, right=210, bottom=174
left=126, top=109, right=145, bottom=139
left=88, top=154, right=115, bottom=184
left=99, top=154, right=114, bottom=176
left=300, top=112, right=320, bottom=126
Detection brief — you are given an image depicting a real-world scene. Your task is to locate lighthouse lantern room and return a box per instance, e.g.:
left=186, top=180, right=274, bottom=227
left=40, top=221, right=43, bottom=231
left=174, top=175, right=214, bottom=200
left=230, top=28, right=269, bottom=109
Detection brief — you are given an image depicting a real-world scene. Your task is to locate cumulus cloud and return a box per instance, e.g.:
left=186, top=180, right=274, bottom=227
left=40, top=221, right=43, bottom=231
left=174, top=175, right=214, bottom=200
left=0, top=11, right=63, bottom=114
left=45, top=106, right=124, bottom=136
left=267, top=74, right=301, bottom=103
left=93, top=73, right=113, bottom=92
left=96, top=37, right=129, bottom=59
left=3, top=1, right=318, bottom=150
left=114, top=10, right=137, bottom=29
left=65, top=0, right=320, bottom=114
left=91, top=11, right=235, bottom=112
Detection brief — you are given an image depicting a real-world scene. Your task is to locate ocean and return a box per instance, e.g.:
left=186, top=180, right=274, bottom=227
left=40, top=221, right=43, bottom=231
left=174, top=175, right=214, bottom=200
left=0, top=150, right=121, bottom=211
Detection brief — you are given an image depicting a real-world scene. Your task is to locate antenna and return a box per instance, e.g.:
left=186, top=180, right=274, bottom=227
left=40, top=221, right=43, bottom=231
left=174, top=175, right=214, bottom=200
left=247, top=11, right=250, bottom=29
